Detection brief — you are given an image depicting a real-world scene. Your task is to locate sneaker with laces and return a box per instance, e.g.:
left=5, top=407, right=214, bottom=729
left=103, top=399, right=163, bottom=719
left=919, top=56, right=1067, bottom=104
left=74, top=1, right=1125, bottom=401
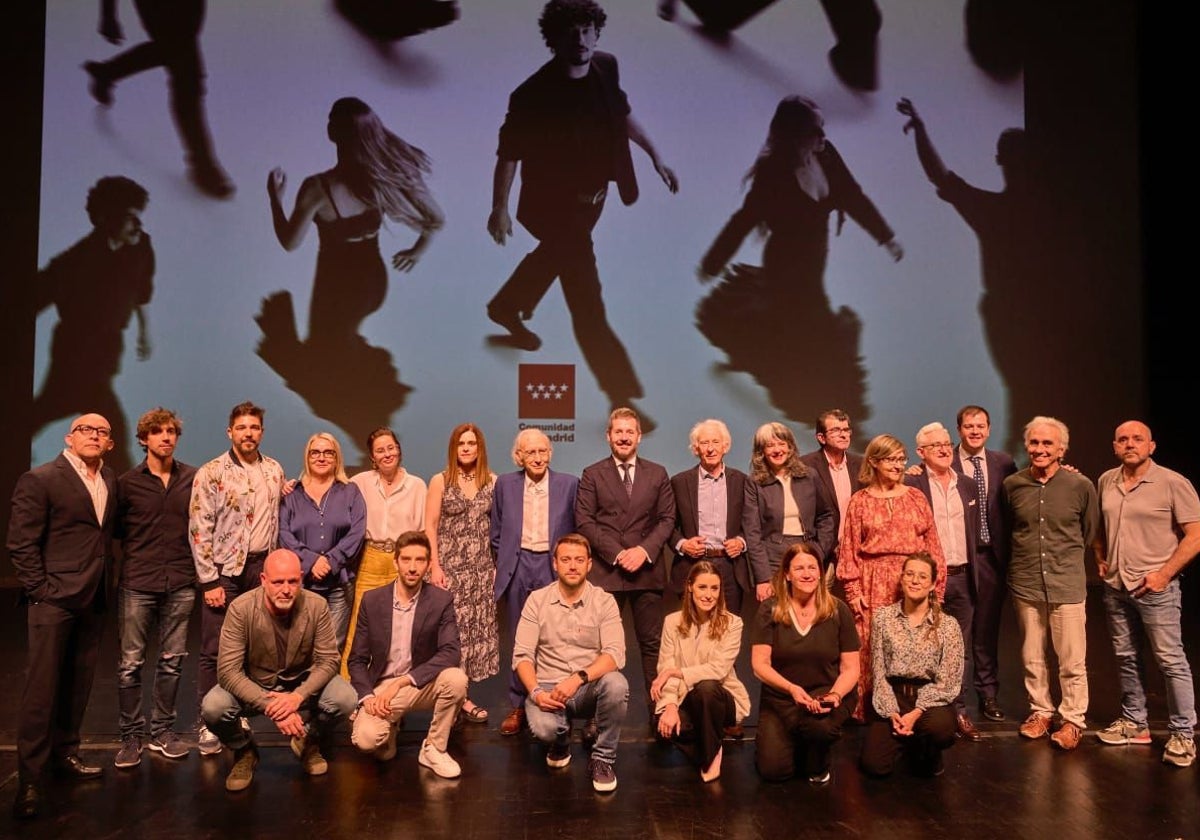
left=290, top=735, right=328, bottom=776
left=114, top=736, right=143, bottom=768
left=147, top=732, right=189, bottom=759
left=1096, top=718, right=1151, bottom=745
left=546, top=739, right=571, bottom=768
left=1050, top=721, right=1083, bottom=750
left=589, top=757, right=617, bottom=793
left=1163, top=733, right=1197, bottom=768
left=1018, top=713, right=1053, bottom=740
left=417, top=739, right=462, bottom=779
left=225, top=742, right=258, bottom=792
left=197, top=725, right=222, bottom=756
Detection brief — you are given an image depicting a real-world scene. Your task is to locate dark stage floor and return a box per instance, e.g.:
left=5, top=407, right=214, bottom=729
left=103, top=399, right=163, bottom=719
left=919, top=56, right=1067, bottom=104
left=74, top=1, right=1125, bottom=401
left=2, top=583, right=1198, bottom=839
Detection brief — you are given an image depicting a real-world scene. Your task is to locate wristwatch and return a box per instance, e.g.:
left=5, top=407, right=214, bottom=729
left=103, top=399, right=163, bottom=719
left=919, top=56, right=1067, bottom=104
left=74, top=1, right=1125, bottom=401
left=576, top=669, right=590, bottom=684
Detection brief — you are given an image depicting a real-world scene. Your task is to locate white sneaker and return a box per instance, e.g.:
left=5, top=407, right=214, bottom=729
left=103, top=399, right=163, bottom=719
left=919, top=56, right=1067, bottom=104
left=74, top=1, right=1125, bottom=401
left=417, top=739, right=461, bottom=779
left=197, top=725, right=222, bottom=756
left=1163, top=733, right=1196, bottom=768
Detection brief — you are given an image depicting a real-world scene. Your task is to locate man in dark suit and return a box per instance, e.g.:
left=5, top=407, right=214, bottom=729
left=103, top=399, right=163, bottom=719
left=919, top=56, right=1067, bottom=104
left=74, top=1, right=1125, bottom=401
left=485, top=0, right=677, bottom=420
left=670, top=419, right=751, bottom=616
left=7, top=413, right=118, bottom=819
left=907, top=422, right=984, bottom=741
left=952, top=404, right=1016, bottom=722
left=491, top=428, right=579, bottom=735
left=576, top=407, right=675, bottom=708
left=799, top=409, right=864, bottom=567
left=348, top=531, right=466, bottom=778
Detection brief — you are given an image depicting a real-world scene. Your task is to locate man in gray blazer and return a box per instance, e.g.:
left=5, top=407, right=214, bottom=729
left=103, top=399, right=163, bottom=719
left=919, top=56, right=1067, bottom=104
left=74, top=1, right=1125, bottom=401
left=8, top=413, right=117, bottom=819
left=200, top=549, right=356, bottom=792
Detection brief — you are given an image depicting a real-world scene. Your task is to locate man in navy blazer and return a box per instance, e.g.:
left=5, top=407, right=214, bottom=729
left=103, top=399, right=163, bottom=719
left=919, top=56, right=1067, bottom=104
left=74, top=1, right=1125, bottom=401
left=908, top=422, right=984, bottom=742
left=952, top=404, right=1016, bottom=722
left=670, top=419, right=752, bottom=616
left=799, top=409, right=865, bottom=566
left=576, top=407, right=675, bottom=707
left=8, top=413, right=117, bottom=819
left=347, top=531, right=466, bottom=778
left=490, top=428, right=579, bottom=734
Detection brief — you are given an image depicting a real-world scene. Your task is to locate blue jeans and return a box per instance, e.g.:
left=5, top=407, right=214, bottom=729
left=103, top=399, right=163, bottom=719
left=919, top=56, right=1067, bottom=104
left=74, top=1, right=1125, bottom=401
left=117, top=586, right=196, bottom=739
left=1102, top=579, right=1196, bottom=734
left=312, top=581, right=353, bottom=654
left=200, top=676, right=357, bottom=748
left=525, top=671, right=629, bottom=764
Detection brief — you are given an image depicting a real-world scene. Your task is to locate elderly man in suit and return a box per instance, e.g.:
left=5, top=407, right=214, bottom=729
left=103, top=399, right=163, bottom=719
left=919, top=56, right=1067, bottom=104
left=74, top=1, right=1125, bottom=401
left=348, top=531, right=466, bottom=778
left=800, top=409, right=865, bottom=564
left=200, top=549, right=356, bottom=792
left=907, top=422, right=984, bottom=741
left=951, top=404, right=1016, bottom=722
left=670, top=419, right=752, bottom=616
left=576, top=407, right=675, bottom=711
left=491, top=428, right=579, bottom=736
left=8, top=413, right=117, bottom=819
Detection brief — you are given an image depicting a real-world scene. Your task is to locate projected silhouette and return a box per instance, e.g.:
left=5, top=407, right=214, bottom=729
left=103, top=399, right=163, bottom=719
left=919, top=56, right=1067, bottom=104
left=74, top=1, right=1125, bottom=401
left=698, top=96, right=901, bottom=428
left=485, top=0, right=678, bottom=431
left=897, top=98, right=1043, bottom=455
left=659, top=0, right=881, bottom=90
left=965, top=0, right=1022, bottom=81
left=83, top=0, right=234, bottom=198
left=258, top=97, right=443, bottom=453
left=335, top=0, right=460, bottom=41
left=33, top=176, right=154, bottom=475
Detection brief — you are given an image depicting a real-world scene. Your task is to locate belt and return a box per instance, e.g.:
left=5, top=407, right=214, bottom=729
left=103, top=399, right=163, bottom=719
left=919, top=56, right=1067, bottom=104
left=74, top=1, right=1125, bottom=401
left=365, top=538, right=396, bottom=553
left=947, top=565, right=967, bottom=576
left=703, top=547, right=730, bottom=559
left=246, top=550, right=269, bottom=562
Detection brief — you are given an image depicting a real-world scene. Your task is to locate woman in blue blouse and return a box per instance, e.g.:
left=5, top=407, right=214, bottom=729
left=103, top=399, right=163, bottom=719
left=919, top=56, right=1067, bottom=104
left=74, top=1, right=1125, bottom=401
left=279, top=432, right=366, bottom=650
left=861, top=552, right=962, bottom=777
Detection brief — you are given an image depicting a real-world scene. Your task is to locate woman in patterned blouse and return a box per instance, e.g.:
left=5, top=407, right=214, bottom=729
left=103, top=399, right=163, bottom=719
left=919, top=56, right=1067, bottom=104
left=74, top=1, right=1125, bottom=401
left=836, top=433, right=946, bottom=719
left=861, top=552, right=963, bottom=777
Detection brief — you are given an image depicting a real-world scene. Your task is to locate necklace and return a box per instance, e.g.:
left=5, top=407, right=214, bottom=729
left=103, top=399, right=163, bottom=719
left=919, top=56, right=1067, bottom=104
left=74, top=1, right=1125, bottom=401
left=459, top=469, right=477, bottom=483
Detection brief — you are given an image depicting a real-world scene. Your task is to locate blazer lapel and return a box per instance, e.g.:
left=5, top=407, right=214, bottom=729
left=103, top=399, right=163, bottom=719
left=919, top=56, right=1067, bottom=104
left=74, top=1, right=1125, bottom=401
left=56, top=456, right=101, bottom=526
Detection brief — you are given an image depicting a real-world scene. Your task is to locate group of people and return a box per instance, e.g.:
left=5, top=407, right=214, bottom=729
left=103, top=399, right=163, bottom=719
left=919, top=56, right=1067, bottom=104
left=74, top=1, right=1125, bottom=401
left=7, top=400, right=1198, bottom=819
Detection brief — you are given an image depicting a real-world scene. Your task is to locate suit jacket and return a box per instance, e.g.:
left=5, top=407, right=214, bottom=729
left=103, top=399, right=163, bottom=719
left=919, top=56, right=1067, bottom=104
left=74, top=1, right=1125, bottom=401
left=905, top=470, right=981, bottom=595
left=799, top=449, right=864, bottom=540
left=952, top=448, right=1017, bottom=564
left=216, top=587, right=340, bottom=707
left=7, top=453, right=116, bottom=609
left=498, top=50, right=638, bottom=239
left=669, top=465, right=752, bottom=595
left=490, top=468, right=579, bottom=600
left=744, top=471, right=837, bottom=584
left=654, top=610, right=751, bottom=721
left=576, top=457, right=676, bottom=592
left=346, top=582, right=461, bottom=700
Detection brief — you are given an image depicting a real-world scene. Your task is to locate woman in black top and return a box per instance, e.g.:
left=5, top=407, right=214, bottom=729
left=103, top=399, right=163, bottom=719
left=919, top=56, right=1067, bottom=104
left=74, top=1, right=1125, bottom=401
left=751, top=541, right=859, bottom=783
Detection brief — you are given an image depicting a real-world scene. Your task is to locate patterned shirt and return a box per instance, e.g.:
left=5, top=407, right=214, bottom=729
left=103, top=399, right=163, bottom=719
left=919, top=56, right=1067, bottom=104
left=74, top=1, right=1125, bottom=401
left=189, top=449, right=285, bottom=586
left=870, top=601, right=963, bottom=717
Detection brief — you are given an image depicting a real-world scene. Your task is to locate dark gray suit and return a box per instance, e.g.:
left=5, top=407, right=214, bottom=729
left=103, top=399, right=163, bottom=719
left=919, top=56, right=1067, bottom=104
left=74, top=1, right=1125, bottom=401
left=7, top=453, right=116, bottom=781
left=669, top=465, right=752, bottom=615
left=800, top=448, right=864, bottom=545
left=744, top=469, right=837, bottom=584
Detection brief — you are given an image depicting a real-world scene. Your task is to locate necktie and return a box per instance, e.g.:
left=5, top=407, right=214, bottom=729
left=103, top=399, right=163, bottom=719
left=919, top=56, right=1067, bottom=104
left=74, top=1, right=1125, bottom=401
left=969, top=455, right=991, bottom=544
left=620, top=463, right=633, bottom=498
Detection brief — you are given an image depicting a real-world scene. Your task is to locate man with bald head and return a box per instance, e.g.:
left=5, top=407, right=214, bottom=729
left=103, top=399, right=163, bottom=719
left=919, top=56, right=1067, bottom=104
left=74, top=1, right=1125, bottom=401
left=670, top=419, right=751, bottom=616
left=8, top=414, right=117, bottom=819
left=1095, top=421, right=1200, bottom=768
left=491, top=428, right=579, bottom=735
left=200, top=549, right=356, bottom=792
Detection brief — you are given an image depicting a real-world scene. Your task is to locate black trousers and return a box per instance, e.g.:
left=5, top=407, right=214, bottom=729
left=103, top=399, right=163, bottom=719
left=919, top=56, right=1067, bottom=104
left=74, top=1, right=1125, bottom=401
left=860, top=682, right=956, bottom=776
left=610, top=589, right=664, bottom=704
left=755, top=689, right=855, bottom=781
left=196, top=552, right=267, bottom=710
left=663, top=680, right=736, bottom=770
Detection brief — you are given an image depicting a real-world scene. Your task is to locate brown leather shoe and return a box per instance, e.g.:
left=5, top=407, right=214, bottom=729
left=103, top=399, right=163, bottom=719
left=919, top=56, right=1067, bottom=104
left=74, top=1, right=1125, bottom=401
left=499, top=706, right=526, bottom=737
left=1050, top=721, right=1083, bottom=751
left=956, top=713, right=984, bottom=741
left=1019, top=713, right=1053, bottom=740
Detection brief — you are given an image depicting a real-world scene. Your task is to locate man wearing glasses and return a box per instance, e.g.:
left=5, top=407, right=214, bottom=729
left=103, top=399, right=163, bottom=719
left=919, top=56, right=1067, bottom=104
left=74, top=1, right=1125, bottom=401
left=801, top=409, right=864, bottom=579
left=189, top=401, right=285, bottom=756
left=8, top=414, right=117, bottom=819
left=906, top=422, right=984, bottom=742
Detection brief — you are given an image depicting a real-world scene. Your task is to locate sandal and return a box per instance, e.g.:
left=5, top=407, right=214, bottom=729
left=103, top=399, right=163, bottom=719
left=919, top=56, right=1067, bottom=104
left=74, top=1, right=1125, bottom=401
left=460, top=702, right=489, bottom=724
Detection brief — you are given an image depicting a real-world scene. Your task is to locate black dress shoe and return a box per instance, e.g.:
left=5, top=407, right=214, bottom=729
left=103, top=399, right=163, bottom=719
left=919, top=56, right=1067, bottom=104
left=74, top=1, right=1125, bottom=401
left=12, top=783, right=41, bottom=819
left=56, top=754, right=103, bottom=779
left=980, top=697, right=1005, bottom=722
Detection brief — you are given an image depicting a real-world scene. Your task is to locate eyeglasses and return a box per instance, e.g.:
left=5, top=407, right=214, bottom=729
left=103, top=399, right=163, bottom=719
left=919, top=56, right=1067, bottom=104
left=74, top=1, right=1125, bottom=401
left=522, top=448, right=550, bottom=458
left=879, top=456, right=907, bottom=465
left=902, top=570, right=932, bottom=582
left=822, top=426, right=852, bottom=436
left=919, top=442, right=953, bottom=452
left=72, top=425, right=112, bottom=439
left=308, top=449, right=337, bottom=461
left=372, top=445, right=399, bottom=456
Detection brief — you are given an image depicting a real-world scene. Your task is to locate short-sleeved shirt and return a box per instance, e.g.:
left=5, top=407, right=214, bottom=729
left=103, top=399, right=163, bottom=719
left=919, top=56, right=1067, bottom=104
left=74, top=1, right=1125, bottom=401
left=751, top=597, right=858, bottom=702
left=512, top=580, right=625, bottom=683
left=1098, top=460, right=1200, bottom=591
